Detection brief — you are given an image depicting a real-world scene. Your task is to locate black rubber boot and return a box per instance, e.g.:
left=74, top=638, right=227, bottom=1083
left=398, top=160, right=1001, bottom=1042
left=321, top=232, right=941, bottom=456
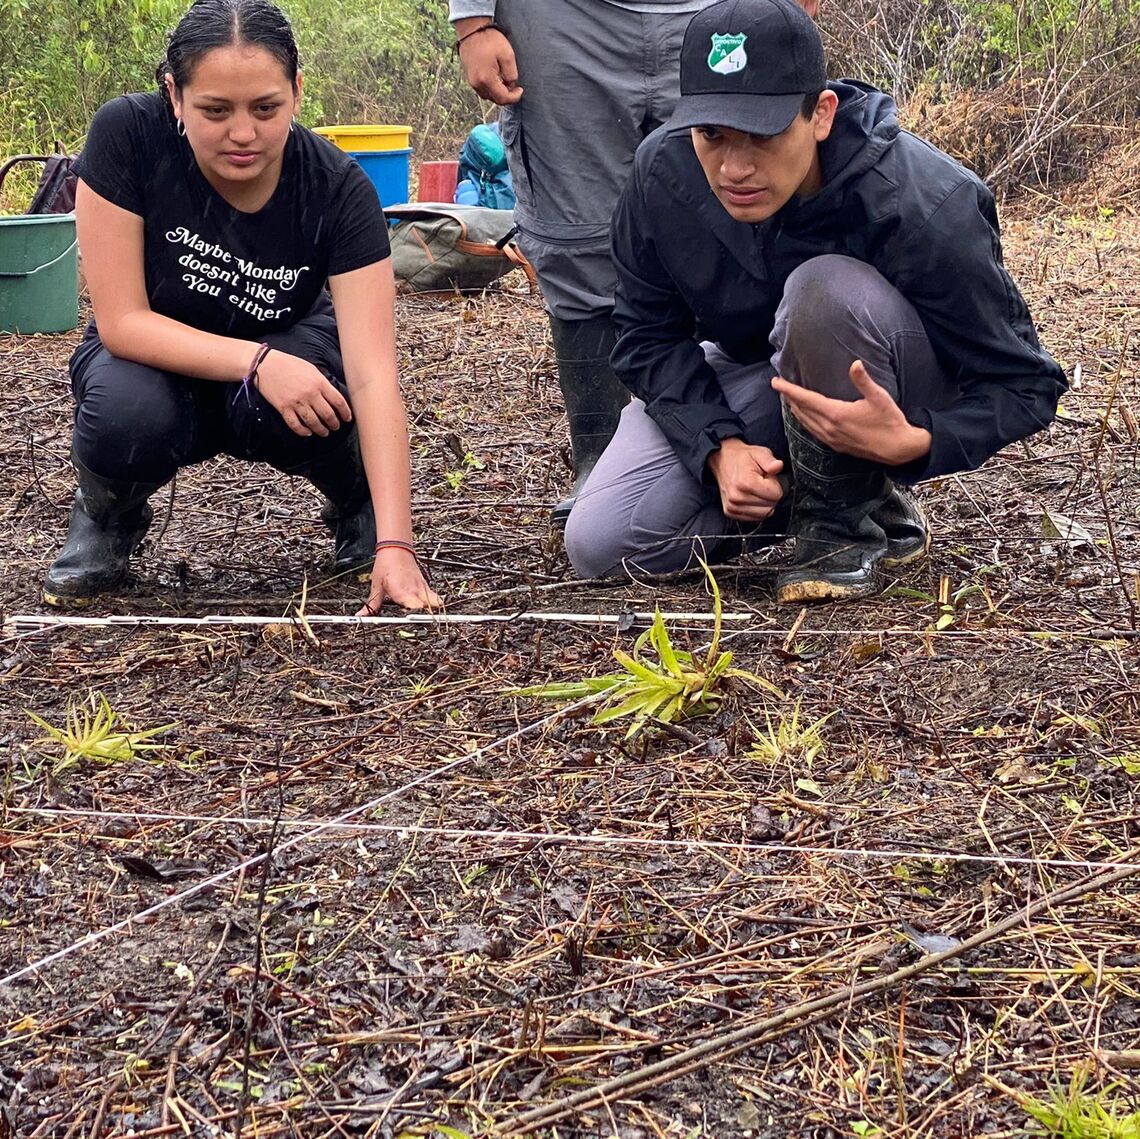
left=298, top=432, right=376, bottom=572
left=549, top=314, right=629, bottom=530
left=43, top=461, right=159, bottom=608
left=877, top=484, right=930, bottom=566
left=776, top=407, right=892, bottom=605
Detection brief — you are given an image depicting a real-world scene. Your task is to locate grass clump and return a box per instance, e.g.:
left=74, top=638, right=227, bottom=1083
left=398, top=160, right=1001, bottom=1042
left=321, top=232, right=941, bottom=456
left=996, top=1071, right=1140, bottom=1139
left=26, top=690, right=175, bottom=773
left=749, top=700, right=834, bottom=767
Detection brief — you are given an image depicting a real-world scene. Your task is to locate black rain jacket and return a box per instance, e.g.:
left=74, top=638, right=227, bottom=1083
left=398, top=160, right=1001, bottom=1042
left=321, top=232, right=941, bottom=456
left=610, top=80, right=1066, bottom=484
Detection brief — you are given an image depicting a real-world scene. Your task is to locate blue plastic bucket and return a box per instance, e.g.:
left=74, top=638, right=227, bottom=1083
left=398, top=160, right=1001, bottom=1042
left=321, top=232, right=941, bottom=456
left=349, top=148, right=411, bottom=208
left=0, top=213, right=79, bottom=334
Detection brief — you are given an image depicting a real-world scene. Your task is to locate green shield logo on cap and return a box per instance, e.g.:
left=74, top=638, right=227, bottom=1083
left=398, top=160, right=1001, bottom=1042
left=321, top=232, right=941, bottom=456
left=708, top=33, right=747, bottom=75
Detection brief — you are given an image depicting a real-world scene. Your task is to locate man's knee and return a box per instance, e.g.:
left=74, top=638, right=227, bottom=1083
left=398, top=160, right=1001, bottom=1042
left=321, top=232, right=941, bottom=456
left=773, top=255, right=906, bottom=399
left=777, top=254, right=877, bottom=347
left=565, top=478, right=726, bottom=579
left=564, top=473, right=685, bottom=579
left=564, top=492, right=628, bottom=578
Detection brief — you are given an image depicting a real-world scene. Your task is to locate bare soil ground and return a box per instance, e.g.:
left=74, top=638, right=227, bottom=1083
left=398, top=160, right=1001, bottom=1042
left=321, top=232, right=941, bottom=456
left=1, top=199, right=1139, bottom=1138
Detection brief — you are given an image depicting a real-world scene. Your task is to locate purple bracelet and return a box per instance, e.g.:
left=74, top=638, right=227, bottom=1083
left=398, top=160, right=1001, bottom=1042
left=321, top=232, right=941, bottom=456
left=240, top=342, right=272, bottom=405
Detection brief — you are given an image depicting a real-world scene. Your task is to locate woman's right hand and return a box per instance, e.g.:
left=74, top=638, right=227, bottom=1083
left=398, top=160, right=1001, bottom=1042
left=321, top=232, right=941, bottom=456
left=255, top=350, right=353, bottom=437
left=357, top=546, right=442, bottom=615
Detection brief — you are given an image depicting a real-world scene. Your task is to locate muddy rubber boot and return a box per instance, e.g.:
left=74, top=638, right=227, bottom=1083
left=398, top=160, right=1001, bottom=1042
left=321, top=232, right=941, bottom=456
left=43, top=461, right=159, bottom=608
left=876, top=484, right=930, bottom=567
left=299, top=432, right=376, bottom=571
left=549, top=315, right=629, bottom=530
left=776, top=407, right=891, bottom=605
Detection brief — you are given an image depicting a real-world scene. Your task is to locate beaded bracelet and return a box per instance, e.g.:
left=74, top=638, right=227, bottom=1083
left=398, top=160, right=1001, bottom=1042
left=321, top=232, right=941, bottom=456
left=374, top=538, right=432, bottom=583
left=240, top=342, right=271, bottom=405
left=453, top=21, right=506, bottom=55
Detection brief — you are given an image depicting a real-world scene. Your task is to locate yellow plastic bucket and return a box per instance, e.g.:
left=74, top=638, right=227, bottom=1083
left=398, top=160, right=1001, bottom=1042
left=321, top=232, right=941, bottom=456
left=313, top=125, right=412, bottom=152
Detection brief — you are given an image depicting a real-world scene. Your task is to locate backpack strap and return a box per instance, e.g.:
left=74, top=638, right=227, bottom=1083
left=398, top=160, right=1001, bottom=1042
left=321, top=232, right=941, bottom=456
left=500, top=241, right=537, bottom=292
left=0, top=155, right=49, bottom=196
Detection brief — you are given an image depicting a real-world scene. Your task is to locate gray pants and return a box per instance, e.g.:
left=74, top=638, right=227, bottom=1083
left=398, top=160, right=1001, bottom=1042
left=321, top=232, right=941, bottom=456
left=494, top=0, right=706, bottom=320
left=564, top=255, right=958, bottom=578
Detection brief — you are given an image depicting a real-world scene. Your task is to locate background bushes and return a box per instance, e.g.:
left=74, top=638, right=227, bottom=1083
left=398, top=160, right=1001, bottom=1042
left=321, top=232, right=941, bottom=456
left=828, top=0, right=1140, bottom=192
left=1, top=0, right=1137, bottom=211
left=0, top=0, right=482, bottom=209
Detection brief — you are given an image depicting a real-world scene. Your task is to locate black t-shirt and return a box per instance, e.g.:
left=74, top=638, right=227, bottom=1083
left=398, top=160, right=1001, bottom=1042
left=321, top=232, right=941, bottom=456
left=73, top=92, right=390, bottom=338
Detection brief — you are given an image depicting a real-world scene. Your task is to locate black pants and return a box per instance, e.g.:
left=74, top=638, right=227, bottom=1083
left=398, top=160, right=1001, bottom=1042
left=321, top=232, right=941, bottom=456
left=69, top=309, right=354, bottom=484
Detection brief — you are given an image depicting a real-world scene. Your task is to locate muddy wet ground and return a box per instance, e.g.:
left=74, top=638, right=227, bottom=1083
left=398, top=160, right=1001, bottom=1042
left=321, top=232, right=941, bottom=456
left=1, top=206, right=1139, bottom=1137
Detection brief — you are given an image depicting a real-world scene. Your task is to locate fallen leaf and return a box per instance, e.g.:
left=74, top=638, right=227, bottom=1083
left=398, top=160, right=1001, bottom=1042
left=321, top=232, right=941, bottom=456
left=551, top=883, right=584, bottom=918
left=994, top=758, right=1049, bottom=785
left=736, top=1100, right=761, bottom=1129
left=1041, top=511, right=1093, bottom=547
left=900, top=922, right=962, bottom=954
left=453, top=925, right=491, bottom=954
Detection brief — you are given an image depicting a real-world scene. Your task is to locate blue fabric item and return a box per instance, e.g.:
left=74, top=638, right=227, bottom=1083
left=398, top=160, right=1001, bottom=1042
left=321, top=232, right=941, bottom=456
left=457, top=122, right=516, bottom=210
left=454, top=179, right=481, bottom=206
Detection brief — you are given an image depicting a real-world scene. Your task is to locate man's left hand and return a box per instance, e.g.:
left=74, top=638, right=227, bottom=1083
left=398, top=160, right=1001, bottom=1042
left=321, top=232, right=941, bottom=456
left=771, top=360, right=932, bottom=465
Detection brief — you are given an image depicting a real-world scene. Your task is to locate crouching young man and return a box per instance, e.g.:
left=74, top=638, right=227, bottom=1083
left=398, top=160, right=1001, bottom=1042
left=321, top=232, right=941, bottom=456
left=563, top=0, right=1065, bottom=603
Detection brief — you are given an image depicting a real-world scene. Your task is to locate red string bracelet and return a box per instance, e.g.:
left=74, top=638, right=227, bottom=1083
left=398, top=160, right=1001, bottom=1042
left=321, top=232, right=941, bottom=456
left=374, top=539, right=431, bottom=583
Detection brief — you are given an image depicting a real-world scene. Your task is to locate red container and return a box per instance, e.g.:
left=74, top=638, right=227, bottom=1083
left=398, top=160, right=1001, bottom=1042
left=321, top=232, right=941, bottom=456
left=417, top=160, right=460, bottom=203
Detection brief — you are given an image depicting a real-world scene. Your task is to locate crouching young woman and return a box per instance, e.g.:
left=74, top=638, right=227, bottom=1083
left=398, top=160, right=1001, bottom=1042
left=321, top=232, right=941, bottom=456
left=44, top=0, right=438, bottom=615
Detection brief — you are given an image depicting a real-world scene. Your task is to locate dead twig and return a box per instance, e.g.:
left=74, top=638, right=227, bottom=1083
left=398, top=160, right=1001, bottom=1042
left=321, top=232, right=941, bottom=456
left=233, top=748, right=286, bottom=1139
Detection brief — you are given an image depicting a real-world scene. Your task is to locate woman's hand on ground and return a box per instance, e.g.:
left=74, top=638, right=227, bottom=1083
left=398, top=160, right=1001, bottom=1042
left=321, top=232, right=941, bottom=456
left=771, top=361, right=932, bottom=465
left=706, top=438, right=786, bottom=521
left=255, top=351, right=353, bottom=438
left=356, top=546, right=441, bottom=615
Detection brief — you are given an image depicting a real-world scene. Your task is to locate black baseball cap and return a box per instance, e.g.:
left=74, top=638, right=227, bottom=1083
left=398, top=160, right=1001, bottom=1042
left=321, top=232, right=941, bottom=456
left=668, top=0, right=827, bottom=137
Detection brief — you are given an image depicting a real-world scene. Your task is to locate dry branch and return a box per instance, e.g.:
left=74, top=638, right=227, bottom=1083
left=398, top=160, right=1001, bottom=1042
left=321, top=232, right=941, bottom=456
left=503, top=851, right=1140, bottom=1135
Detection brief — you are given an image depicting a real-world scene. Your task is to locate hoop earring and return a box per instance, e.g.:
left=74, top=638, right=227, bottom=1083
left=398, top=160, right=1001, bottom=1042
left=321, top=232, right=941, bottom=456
left=290, top=115, right=296, bottom=133
left=176, top=117, right=186, bottom=137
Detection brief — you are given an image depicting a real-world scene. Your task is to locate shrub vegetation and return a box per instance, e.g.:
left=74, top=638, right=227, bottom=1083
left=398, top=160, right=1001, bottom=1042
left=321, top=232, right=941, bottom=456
left=0, top=0, right=1137, bottom=211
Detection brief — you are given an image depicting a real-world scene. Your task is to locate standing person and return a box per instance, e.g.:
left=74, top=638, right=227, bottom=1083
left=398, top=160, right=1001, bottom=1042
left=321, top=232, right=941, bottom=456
left=45, top=0, right=439, bottom=615
left=450, top=0, right=822, bottom=527
left=564, top=0, right=1065, bottom=602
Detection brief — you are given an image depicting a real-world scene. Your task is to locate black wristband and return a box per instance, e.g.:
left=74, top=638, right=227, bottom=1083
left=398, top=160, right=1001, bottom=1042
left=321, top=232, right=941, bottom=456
left=453, top=21, right=506, bottom=56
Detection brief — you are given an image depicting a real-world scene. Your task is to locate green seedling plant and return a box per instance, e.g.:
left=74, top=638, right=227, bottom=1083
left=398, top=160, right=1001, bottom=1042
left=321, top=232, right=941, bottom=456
left=512, top=561, right=782, bottom=737
left=749, top=699, right=834, bottom=767
left=1012, top=1069, right=1140, bottom=1139
left=886, top=565, right=1004, bottom=630
left=120, top=1054, right=150, bottom=1088
left=1105, top=751, right=1140, bottom=776
left=26, top=691, right=174, bottom=774
left=443, top=451, right=484, bottom=493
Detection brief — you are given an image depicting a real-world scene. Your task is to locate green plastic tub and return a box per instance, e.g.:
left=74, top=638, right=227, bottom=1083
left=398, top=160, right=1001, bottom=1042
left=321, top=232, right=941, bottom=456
left=0, top=213, right=79, bottom=334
